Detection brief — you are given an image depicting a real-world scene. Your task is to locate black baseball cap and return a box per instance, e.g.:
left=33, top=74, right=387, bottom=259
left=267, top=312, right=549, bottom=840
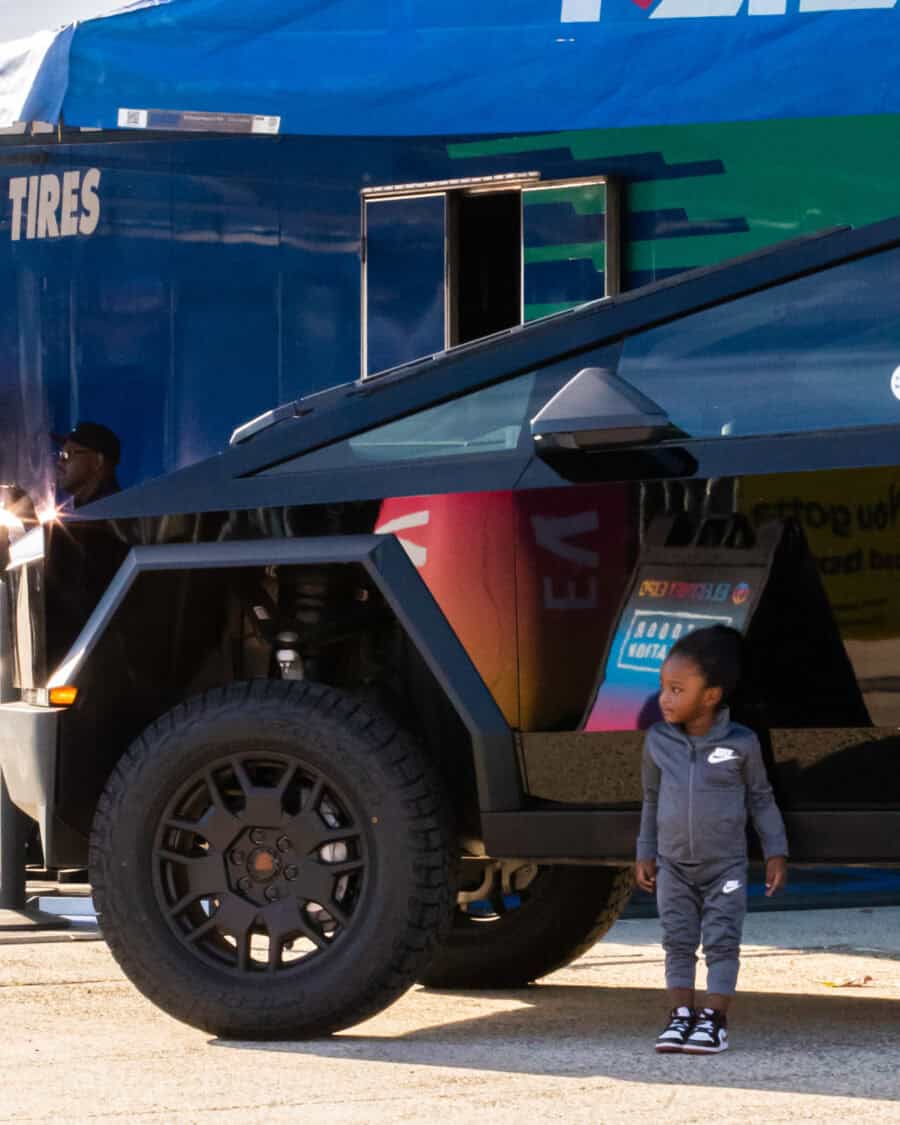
left=52, top=421, right=121, bottom=466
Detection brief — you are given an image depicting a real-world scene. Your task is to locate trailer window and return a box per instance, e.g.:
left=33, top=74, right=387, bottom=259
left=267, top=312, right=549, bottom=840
left=362, top=175, right=620, bottom=377
left=618, top=246, right=900, bottom=439
left=364, top=195, right=447, bottom=377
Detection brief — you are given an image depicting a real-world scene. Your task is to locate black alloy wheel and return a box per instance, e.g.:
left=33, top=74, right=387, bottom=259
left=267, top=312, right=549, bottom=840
left=91, top=680, right=453, bottom=1039
left=153, top=753, right=367, bottom=975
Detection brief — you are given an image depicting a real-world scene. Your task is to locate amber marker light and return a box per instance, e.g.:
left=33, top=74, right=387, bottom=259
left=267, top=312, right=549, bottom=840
left=49, top=686, right=78, bottom=706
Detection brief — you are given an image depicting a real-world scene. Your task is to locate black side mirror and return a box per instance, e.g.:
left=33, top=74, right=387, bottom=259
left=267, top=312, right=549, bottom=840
left=530, top=366, right=678, bottom=452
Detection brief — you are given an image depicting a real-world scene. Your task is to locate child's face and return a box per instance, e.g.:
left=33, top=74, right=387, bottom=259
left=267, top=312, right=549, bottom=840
left=659, top=653, right=722, bottom=728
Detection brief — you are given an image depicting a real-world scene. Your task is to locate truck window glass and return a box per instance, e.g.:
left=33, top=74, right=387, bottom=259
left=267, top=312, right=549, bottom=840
left=265, top=361, right=587, bottom=474
left=618, top=247, right=900, bottom=439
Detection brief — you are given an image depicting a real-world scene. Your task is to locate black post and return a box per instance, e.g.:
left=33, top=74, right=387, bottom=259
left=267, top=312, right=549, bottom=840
left=0, top=771, right=27, bottom=909
left=0, top=568, right=28, bottom=909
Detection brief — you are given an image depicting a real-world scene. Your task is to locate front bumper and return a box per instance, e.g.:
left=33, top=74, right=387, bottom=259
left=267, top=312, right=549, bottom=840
left=0, top=701, right=86, bottom=867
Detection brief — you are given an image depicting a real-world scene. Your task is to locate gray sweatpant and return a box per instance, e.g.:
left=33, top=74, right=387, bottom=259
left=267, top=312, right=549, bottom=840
left=656, top=856, right=748, bottom=996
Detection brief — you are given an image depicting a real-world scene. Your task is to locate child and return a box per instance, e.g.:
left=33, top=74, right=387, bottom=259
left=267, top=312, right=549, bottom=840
left=635, top=624, right=788, bottom=1054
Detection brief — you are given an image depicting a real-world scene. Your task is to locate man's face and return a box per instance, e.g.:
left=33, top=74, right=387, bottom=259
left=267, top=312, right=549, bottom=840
left=57, top=440, right=104, bottom=495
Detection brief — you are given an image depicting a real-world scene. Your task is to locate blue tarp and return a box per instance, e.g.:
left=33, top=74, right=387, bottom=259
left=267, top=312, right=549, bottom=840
left=3, top=0, right=900, bottom=136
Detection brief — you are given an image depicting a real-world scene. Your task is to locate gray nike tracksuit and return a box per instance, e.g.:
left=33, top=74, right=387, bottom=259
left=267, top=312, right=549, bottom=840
left=637, top=709, right=788, bottom=995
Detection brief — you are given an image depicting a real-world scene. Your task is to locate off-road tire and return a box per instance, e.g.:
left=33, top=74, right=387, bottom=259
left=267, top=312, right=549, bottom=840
left=90, top=680, right=453, bottom=1038
left=420, top=864, right=633, bottom=989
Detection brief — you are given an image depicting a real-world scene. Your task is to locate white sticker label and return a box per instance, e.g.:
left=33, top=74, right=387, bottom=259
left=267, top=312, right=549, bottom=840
left=891, top=366, right=900, bottom=400
left=117, top=108, right=149, bottom=129
left=251, top=116, right=282, bottom=135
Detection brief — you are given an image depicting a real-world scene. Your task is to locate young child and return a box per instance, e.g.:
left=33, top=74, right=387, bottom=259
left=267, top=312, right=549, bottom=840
left=635, top=624, right=788, bottom=1055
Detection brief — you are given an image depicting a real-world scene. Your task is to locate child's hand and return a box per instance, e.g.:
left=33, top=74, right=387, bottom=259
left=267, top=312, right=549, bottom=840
left=635, top=859, right=657, bottom=893
left=765, top=855, right=787, bottom=897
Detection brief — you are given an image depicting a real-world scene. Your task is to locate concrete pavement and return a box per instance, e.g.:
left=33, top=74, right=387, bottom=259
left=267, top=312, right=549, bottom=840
left=0, top=906, right=897, bottom=1123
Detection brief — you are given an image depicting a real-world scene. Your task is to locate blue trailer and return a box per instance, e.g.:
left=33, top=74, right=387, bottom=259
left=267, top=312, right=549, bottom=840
left=3, top=0, right=900, bottom=510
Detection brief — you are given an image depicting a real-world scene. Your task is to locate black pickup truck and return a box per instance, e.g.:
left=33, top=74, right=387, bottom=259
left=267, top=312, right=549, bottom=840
left=2, top=219, right=899, bottom=1038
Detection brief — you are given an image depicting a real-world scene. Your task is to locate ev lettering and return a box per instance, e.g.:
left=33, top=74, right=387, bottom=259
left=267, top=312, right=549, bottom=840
left=543, top=575, right=599, bottom=610
left=533, top=511, right=600, bottom=609
left=8, top=168, right=101, bottom=241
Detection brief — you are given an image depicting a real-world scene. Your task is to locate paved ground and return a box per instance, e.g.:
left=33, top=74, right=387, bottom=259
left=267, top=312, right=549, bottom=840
left=0, top=906, right=898, bottom=1124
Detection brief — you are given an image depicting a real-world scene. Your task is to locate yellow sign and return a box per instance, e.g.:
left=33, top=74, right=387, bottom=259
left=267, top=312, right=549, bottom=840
left=741, top=467, right=900, bottom=641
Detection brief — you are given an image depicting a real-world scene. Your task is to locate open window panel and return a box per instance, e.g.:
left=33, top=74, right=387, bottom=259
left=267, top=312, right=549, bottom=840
left=361, top=175, right=621, bottom=376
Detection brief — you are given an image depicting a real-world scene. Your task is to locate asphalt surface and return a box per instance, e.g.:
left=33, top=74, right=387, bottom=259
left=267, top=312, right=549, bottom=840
left=0, top=905, right=898, bottom=1123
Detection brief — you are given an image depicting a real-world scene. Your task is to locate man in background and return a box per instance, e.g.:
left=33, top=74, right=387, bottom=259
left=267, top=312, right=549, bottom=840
left=54, top=421, right=121, bottom=509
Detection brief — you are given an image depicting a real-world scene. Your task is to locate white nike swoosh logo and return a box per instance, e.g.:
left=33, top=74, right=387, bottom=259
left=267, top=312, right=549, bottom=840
left=708, top=747, right=737, bottom=764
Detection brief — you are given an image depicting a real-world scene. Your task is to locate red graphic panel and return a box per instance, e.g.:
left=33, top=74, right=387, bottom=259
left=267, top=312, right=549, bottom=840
left=376, top=492, right=519, bottom=726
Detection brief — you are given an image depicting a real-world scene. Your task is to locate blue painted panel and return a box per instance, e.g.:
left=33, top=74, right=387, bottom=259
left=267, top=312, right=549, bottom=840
left=172, top=280, right=279, bottom=465
left=73, top=277, right=171, bottom=489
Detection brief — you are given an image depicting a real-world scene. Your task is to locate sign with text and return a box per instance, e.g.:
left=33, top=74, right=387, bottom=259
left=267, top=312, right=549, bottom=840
left=584, top=561, right=766, bottom=732
left=742, top=467, right=900, bottom=640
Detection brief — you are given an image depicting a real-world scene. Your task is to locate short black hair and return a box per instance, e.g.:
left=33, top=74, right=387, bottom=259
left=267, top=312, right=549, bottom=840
left=667, top=624, right=743, bottom=703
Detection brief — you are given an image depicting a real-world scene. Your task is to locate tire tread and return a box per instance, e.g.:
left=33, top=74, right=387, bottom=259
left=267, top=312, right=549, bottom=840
left=91, top=679, right=453, bottom=1039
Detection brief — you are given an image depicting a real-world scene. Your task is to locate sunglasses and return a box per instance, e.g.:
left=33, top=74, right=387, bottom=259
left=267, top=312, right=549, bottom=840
left=57, top=449, right=94, bottom=462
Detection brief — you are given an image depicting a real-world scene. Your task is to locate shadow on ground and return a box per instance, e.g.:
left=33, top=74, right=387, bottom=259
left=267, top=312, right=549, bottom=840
left=213, top=983, right=900, bottom=1102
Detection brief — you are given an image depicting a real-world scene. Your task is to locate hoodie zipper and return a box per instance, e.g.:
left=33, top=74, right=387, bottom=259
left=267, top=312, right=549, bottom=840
left=688, top=740, right=696, bottom=861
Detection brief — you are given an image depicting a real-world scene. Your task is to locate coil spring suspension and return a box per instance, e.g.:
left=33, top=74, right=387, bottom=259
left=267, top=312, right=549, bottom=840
left=274, top=568, right=333, bottom=680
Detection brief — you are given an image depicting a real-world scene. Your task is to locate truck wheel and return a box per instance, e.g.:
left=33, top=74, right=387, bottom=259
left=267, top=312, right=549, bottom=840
left=420, top=864, right=633, bottom=989
left=90, top=680, right=452, bottom=1039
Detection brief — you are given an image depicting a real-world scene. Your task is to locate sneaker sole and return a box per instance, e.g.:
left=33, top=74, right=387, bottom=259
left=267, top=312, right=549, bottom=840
left=682, top=1043, right=729, bottom=1054
left=655, top=1044, right=686, bottom=1053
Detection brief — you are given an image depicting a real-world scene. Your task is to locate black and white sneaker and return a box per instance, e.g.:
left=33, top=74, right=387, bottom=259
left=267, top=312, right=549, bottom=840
left=655, top=1006, right=695, bottom=1053
left=683, top=1007, right=729, bottom=1054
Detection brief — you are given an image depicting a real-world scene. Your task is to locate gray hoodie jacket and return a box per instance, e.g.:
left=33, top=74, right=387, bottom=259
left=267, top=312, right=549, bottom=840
left=636, top=709, right=788, bottom=863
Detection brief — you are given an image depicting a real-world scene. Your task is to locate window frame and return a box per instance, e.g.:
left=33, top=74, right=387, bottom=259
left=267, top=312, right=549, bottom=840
left=359, top=173, right=622, bottom=379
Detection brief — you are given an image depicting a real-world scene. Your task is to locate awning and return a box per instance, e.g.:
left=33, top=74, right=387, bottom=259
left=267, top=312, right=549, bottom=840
left=2, top=0, right=900, bottom=137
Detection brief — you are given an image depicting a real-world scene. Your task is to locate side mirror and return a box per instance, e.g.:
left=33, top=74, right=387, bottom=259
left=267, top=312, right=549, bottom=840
left=530, top=366, right=678, bottom=452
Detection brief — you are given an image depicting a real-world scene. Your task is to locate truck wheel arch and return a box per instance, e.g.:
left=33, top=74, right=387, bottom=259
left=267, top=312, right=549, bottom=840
left=49, top=533, right=523, bottom=831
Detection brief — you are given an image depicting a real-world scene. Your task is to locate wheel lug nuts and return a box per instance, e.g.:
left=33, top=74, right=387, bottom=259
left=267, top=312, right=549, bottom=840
left=230, top=850, right=245, bottom=865
left=276, top=836, right=290, bottom=853
left=284, top=865, right=298, bottom=881
left=250, top=829, right=266, bottom=845
left=264, top=886, right=281, bottom=902
left=237, top=876, right=251, bottom=893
